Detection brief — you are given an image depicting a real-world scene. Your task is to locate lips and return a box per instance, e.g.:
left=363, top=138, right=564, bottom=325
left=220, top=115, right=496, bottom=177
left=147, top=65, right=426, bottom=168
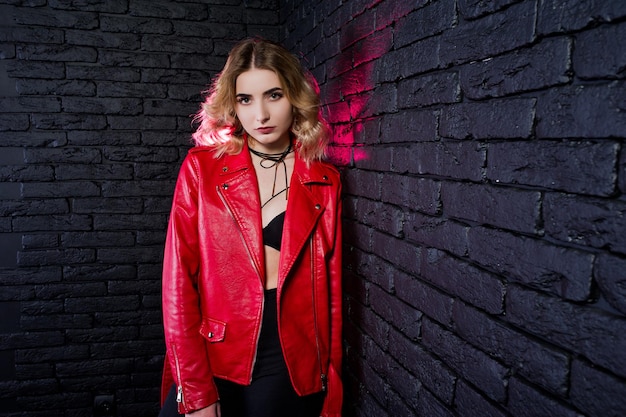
left=256, top=126, right=275, bottom=134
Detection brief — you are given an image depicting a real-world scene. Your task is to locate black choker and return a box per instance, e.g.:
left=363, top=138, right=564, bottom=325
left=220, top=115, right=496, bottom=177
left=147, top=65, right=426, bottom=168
left=249, top=143, right=293, bottom=208
left=248, top=142, right=292, bottom=168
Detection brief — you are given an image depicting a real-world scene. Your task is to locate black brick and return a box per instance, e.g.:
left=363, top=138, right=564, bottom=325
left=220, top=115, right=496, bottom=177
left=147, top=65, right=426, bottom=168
left=100, top=15, right=174, bottom=34
left=0, top=132, right=67, bottom=147
left=394, top=0, right=455, bottom=48
left=17, top=44, right=97, bottom=62
left=441, top=182, right=541, bottom=234
left=32, top=113, right=107, bottom=130
left=97, top=81, right=168, bottom=98
left=16, top=79, right=96, bottom=96
left=440, top=1, right=536, bottom=66
left=47, top=0, right=128, bottom=13
left=128, top=0, right=208, bottom=20
left=422, top=318, right=509, bottom=403
left=352, top=198, right=403, bottom=237
left=381, top=174, right=440, bottom=215
left=13, top=214, right=93, bottom=232
left=440, top=98, right=535, bottom=140
left=422, top=248, right=505, bottom=314
left=377, top=37, right=440, bottom=81
left=536, top=83, right=626, bottom=139
left=0, top=165, right=55, bottom=182
left=370, top=284, right=421, bottom=340
left=25, top=147, right=101, bottom=164
left=68, top=131, right=141, bottom=146
left=460, top=37, right=572, bottom=99
left=376, top=111, right=438, bottom=143
left=371, top=230, right=420, bottom=276
left=0, top=26, right=63, bottom=43
left=348, top=250, right=392, bottom=293
left=55, top=163, right=134, bottom=180
left=65, top=29, right=140, bottom=50
left=404, top=212, right=469, bottom=257
left=1, top=97, right=61, bottom=114
left=574, top=22, right=626, bottom=79
left=394, top=269, right=453, bottom=326
left=537, top=0, right=626, bottom=34
left=107, top=115, right=177, bottom=131
left=7, top=61, right=65, bottom=79
left=452, top=301, right=569, bottom=395
left=595, top=254, right=626, bottom=316
left=66, top=64, right=141, bottom=82
left=99, top=50, right=169, bottom=68
left=454, top=380, right=507, bottom=417
left=0, top=114, right=29, bottom=131
left=13, top=8, right=98, bottom=29
left=394, top=141, right=486, bottom=181
left=17, top=248, right=96, bottom=267
left=398, top=71, right=460, bottom=108
left=62, top=97, right=142, bottom=115
left=458, top=0, right=520, bottom=20
left=506, top=285, right=626, bottom=378
left=21, top=182, right=101, bottom=198
left=544, top=193, right=626, bottom=255
left=468, top=226, right=593, bottom=301
left=487, top=140, right=618, bottom=196
left=72, top=197, right=144, bottom=214
left=570, top=359, right=626, bottom=417
left=388, top=327, right=456, bottom=404
left=507, top=377, right=580, bottom=417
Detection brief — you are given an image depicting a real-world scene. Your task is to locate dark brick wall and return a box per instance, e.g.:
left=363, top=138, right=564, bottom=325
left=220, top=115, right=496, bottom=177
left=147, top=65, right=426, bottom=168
left=281, top=0, right=626, bottom=416
left=0, top=1, right=278, bottom=416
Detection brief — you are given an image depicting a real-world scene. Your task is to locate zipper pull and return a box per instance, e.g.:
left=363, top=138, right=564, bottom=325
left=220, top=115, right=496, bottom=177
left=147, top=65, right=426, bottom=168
left=321, top=373, right=327, bottom=392
left=176, top=386, right=183, bottom=403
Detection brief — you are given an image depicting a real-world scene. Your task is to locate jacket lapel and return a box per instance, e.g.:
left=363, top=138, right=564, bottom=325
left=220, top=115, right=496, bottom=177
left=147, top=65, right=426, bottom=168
left=279, top=155, right=334, bottom=286
left=217, top=149, right=265, bottom=282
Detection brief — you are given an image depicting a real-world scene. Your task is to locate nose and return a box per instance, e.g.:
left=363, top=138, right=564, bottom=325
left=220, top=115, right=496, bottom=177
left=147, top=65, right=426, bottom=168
left=255, top=102, right=269, bottom=124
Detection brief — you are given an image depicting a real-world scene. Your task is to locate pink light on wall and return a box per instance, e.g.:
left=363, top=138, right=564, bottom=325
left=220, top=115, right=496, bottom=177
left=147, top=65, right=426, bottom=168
left=322, top=26, right=393, bottom=166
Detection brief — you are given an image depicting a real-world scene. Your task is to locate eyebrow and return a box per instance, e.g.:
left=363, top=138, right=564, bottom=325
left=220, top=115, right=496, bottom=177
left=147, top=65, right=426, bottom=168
left=236, top=87, right=283, bottom=99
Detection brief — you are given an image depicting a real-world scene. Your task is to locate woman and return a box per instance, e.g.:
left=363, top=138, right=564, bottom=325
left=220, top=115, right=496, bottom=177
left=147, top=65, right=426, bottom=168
left=159, top=38, right=343, bottom=417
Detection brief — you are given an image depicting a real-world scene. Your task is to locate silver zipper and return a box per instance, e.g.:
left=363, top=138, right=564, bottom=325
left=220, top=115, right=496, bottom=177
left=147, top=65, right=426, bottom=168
left=216, top=185, right=265, bottom=380
left=310, top=236, right=327, bottom=392
left=172, top=345, right=186, bottom=408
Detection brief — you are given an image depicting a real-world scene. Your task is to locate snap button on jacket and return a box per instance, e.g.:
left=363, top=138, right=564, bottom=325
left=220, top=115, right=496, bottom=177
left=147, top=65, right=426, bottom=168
left=161, top=144, right=343, bottom=416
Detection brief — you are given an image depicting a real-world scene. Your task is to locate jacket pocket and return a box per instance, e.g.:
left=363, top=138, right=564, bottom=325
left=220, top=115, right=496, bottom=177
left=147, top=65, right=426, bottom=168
left=199, top=318, right=227, bottom=343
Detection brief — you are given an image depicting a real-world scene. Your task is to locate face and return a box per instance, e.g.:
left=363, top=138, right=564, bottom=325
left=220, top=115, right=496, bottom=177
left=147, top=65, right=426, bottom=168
left=235, top=68, right=294, bottom=153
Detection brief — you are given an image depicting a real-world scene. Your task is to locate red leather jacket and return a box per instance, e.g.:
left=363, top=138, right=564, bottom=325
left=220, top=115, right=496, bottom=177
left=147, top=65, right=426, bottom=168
left=161, top=144, right=343, bottom=416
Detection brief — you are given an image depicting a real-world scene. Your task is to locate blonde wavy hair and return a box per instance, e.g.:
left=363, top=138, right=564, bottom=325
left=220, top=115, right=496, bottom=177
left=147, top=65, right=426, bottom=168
left=192, top=38, right=329, bottom=162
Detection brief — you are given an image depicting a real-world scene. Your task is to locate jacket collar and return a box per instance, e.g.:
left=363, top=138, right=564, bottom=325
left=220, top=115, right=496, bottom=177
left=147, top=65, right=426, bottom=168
left=217, top=142, right=335, bottom=288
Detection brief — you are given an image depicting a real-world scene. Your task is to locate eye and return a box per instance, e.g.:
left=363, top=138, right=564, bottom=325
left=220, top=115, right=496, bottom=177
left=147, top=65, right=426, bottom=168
left=236, top=96, right=250, bottom=104
left=269, top=91, right=283, bottom=100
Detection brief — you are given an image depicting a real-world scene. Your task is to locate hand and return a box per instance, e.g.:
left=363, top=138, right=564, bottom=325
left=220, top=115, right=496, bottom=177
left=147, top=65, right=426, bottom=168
left=186, top=402, right=220, bottom=417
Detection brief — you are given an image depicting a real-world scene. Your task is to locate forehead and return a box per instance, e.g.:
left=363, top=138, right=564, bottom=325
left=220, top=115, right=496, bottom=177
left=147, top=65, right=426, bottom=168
left=235, top=68, right=282, bottom=93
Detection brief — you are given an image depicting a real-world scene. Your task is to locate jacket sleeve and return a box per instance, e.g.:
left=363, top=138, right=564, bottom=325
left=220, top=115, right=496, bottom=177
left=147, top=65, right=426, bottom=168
left=162, top=153, right=219, bottom=413
left=322, top=179, right=344, bottom=417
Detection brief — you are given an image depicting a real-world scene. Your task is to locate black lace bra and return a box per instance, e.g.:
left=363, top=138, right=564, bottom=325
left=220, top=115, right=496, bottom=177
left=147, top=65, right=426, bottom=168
left=262, top=211, right=285, bottom=251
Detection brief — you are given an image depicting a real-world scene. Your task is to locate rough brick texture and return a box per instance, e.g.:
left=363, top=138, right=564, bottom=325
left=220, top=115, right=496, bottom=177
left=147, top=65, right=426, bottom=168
left=3, top=0, right=626, bottom=416
left=0, top=1, right=279, bottom=416
left=281, top=0, right=626, bottom=416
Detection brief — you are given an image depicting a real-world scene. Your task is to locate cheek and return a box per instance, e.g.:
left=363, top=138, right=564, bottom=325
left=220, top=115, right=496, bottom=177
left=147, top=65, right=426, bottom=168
left=235, top=106, right=251, bottom=123
left=281, top=103, right=294, bottom=123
